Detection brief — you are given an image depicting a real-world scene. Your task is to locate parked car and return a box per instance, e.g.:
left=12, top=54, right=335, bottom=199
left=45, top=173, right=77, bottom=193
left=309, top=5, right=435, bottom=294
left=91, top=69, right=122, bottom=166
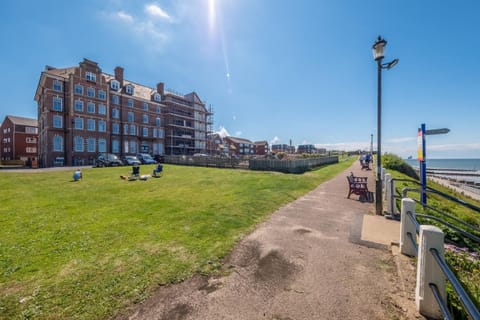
left=153, top=154, right=165, bottom=163
left=136, top=153, right=156, bottom=164
left=121, top=155, right=141, bottom=166
left=94, top=153, right=123, bottom=167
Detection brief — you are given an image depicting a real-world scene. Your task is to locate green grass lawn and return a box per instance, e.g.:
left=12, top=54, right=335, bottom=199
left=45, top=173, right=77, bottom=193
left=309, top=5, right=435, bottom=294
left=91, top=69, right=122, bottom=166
left=0, top=158, right=354, bottom=319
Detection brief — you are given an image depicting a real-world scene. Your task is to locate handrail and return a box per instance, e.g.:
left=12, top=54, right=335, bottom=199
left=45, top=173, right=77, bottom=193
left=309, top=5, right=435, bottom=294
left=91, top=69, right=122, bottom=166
left=416, top=213, right=480, bottom=244
left=429, top=283, right=453, bottom=320
left=430, top=248, right=480, bottom=320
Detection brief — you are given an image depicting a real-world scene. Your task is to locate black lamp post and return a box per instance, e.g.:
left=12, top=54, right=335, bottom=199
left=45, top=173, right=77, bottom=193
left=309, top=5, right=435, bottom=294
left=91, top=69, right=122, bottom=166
left=372, top=36, right=398, bottom=215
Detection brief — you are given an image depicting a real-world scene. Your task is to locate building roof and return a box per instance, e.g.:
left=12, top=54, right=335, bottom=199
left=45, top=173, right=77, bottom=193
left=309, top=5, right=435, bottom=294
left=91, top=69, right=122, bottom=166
left=5, top=115, right=38, bottom=127
left=254, top=141, right=268, bottom=145
left=226, top=136, right=253, bottom=144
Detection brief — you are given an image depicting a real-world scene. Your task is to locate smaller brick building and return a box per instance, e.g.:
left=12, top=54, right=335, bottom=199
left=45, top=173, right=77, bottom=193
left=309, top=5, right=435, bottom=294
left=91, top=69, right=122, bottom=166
left=0, top=115, right=39, bottom=166
left=254, top=141, right=269, bottom=156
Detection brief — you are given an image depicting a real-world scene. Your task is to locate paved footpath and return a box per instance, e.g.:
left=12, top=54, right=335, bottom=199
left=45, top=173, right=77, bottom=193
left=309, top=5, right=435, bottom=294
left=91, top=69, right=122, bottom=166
left=123, top=162, right=420, bottom=320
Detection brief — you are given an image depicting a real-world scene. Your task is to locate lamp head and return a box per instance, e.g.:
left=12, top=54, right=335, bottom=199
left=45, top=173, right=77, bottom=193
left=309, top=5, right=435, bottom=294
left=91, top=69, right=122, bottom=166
left=372, top=36, right=387, bottom=61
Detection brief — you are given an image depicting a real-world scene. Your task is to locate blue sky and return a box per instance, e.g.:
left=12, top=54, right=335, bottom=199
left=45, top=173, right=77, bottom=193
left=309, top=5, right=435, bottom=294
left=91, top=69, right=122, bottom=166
left=1, top=0, right=480, bottom=158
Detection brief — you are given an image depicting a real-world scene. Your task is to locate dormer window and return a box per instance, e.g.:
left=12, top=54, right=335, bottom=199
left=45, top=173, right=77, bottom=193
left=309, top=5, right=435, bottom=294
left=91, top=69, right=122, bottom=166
left=85, top=71, right=96, bottom=82
left=111, top=80, right=120, bottom=91
left=153, top=93, right=161, bottom=102
left=125, top=84, right=134, bottom=95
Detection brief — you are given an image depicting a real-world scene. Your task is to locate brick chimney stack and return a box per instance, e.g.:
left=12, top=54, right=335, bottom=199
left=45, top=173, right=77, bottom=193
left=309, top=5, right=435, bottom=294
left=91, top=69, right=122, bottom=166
left=114, top=67, right=124, bottom=87
left=156, top=82, right=165, bottom=95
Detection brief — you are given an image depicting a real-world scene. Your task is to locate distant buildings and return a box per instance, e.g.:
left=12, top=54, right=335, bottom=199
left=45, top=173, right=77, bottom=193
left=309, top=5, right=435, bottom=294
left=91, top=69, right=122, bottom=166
left=271, top=144, right=295, bottom=154
left=34, top=58, right=212, bottom=167
left=0, top=115, right=39, bottom=166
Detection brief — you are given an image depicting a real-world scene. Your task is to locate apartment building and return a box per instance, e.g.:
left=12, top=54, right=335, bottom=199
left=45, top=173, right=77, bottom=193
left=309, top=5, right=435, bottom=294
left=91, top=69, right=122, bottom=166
left=271, top=144, right=295, bottom=154
left=224, top=136, right=254, bottom=157
left=0, top=115, right=38, bottom=166
left=253, top=141, right=269, bottom=156
left=34, top=58, right=212, bottom=167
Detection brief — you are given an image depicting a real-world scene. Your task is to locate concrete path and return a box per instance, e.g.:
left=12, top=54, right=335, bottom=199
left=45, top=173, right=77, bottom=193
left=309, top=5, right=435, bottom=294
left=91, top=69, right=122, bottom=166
left=123, top=162, right=419, bottom=320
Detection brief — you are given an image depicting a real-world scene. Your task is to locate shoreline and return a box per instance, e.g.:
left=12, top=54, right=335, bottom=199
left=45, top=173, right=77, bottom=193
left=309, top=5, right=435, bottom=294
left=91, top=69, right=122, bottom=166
left=428, top=175, right=480, bottom=201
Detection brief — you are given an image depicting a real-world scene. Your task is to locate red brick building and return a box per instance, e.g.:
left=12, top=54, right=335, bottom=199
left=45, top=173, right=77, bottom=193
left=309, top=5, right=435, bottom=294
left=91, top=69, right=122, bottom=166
left=224, top=136, right=254, bottom=157
left=0, top=115, right=39, bottom=166
left=34, top=59, right=212, bottom=167
left=254, top=141, right=269, bottom=156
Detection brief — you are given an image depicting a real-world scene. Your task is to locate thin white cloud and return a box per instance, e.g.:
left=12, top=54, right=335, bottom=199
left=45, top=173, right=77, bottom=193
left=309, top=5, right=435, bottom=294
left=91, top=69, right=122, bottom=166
left=217, top=126, right=229, bottom=138
left=145, top=3, right=172, bottom=21
left=428, top=143, right=480, bottom=151
left=116, top=11, right=134, bottom=23
left=387, top=137, right=416, bottom=143
left=270, top=136, right=280, bottom=144
left=235, top=131, right=242, bottom=137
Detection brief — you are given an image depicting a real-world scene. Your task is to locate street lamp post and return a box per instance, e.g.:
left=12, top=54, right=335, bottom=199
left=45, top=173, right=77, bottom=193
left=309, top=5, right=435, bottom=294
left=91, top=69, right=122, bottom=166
left=372, top=36, right=398, bottom=215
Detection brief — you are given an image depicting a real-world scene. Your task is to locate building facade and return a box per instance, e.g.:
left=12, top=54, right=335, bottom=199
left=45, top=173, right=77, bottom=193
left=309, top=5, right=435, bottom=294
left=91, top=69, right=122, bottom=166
left=0, top=115, right=39, bottom=166
left=224, top=136, right=254, bottom=157
left=271, top=144, right=295, bottom=154
left=253, top=141, right=269, bottom=156
left=34, top=59, right=212, bottom=167
left=297, top=144, right=317, bottom=154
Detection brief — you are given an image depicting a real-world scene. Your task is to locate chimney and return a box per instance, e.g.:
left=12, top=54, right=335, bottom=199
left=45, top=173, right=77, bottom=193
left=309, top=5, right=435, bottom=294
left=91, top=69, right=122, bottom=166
left=114, top=67, right=124, bottom=87
left=156, top=82, right=164, bottom=95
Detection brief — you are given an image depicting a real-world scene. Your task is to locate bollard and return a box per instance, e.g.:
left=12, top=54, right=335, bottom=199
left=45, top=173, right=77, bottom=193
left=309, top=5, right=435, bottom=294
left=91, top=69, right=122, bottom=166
left=415, top=225, right=446, bottom=319
left=384, top=173, right=391, bottom=202
left=381, top=167, right=386, bottom=189
left=400, top=198, right=417, bottom=257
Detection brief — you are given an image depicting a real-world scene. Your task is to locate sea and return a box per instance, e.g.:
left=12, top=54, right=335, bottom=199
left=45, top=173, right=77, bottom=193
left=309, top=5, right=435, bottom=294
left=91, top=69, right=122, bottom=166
left=404, top=158, right=480, bottom=186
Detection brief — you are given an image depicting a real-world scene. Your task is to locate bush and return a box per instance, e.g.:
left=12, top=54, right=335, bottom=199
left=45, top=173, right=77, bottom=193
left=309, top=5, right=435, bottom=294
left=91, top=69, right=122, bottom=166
left=382, top=153, right=419, bottom=180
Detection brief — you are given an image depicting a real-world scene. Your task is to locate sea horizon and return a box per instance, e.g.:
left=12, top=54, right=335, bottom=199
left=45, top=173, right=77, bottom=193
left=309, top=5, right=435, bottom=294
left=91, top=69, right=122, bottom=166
left=405, top=158, right=480, bottom=171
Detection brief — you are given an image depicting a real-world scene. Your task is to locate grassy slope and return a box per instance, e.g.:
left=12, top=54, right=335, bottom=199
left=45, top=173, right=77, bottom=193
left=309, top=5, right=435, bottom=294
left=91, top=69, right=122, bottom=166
left=0, top=158, right=354, bottom=319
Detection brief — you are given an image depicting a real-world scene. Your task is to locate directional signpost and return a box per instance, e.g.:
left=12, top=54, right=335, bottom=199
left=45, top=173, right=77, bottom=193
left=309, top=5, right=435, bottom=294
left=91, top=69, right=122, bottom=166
left=418, top=123, right=450, bottom=205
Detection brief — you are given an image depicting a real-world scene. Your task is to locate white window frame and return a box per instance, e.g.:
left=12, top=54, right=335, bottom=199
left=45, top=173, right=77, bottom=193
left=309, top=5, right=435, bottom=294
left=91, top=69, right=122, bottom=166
left=112, top=95, right=119, bottom=105
left=98, top=90, right=106, bottom=100
left=74, top=118, right=84, bottom=129
left=98, top=104, right=106, bottom=115
left=128, top=111, right=134, bottom=123
left=75, top=84, right=83, bottom=95
left=53, top=115, right=63, bottom=128
left=143, top=114, right=149, bottom=124
left=74, top=136, right=84, bottom=152
left=112, top=122, right=120, bottom=134
left=153, top=93, right=161, bottom=102
left=112, top=139, right=120, bottom=153
left=128, top=99, right=133, bottom=108
left=53, top=97, right=62, bottom=111
left=87, top=119, right=96, bottom=131
left=86, top=71, right=96, bottom=82
left=53, top=135, right=63, bottom=152
left=53, top=79, right=62, bottom=91
left=143, top=102, right=149, bottom=111
left=112, top=108, right=119, bottom=119
left=98, top=120, right=106, bottom=132
left=87, top=87, right=95, bottom=98
left=110, top=80, right=120, bottom=91
left=87, top=102, right=95, bottom=113
left=126, top=85, right=134, bottom=95
left=75, top=100, right=84, bottom=112
left=98, top=138, right=107, bottom=152
left=87, top=138, right=96, bottom=152
left=143, top=127, right=148, bottom=137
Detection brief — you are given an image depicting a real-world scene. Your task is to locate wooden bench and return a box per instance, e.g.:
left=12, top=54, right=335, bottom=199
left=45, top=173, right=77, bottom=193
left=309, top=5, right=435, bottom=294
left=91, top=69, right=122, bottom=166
left=347, top=174, right=369, bottom=200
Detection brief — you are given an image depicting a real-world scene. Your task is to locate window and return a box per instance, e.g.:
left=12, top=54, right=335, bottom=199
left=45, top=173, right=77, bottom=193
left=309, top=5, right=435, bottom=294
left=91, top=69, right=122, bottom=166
left=128, top=99, right=133, bottom=108
left=158, top=128, right=164, bottom=138
left=128, top=111, right=134, bottom=123
left=143, top=102, right=149, bottom=111
left=53, top=79, right=62, bottom=91
left=87, top=102, right=95, bottom=113
left=143, top=127, right=148, bottom=137
left=75, top=100, right=84, bottom=112
left=143, top=114, right=149, bottom=124
left=129, top=140, right=137, bottom=153
left=112, top=108, right=119, bottom=119
left=87, top=119, right=95, bottom=131
left=98, top=120, right=106, bottom=132
left=98, top=104, right=106, bottom=115
left=53, top=115, right=62, bottom=128
left=155, top=106, right=161, bottom=113
left=75, top=84, right=83, bottom=95
left=25, top=127, right=38, bottom=134
left=87, top=87, right=95, bottom=98
left=53, top=135, right=63, bottom=152
left=153, top=93, right=161, bottom=102
left=112, top=140, right=120, bottom=153
left=112, top=95, right=119, bottom=104
left=86, top=71, right=96, bottom=82
left=98, top=90, right=106, bottom=100
left=98, top=138, right=106, bottom=152
left=153, top=128, right=157, bottom=138
left=125, top=85, right=134, bottom=95
left=74, top=118, right=84, bottom=129
left=130, top=125, right=136, bottom=136
left=74, top=136, right=84, bottom=152
left=53, top=97, right=62, bottom=111
left=26, top=147, right=37, bottom=153
left=112, top=122, right=120, bottom=134
left=155, top=117, right=161, bottom=126
left=123, top=124, right=128, bottom=135
left=87, top=138, right=96, bottom=152
left=26, top=137, right=37, bottom=143
left=110, top=80, right=120, bottom=91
